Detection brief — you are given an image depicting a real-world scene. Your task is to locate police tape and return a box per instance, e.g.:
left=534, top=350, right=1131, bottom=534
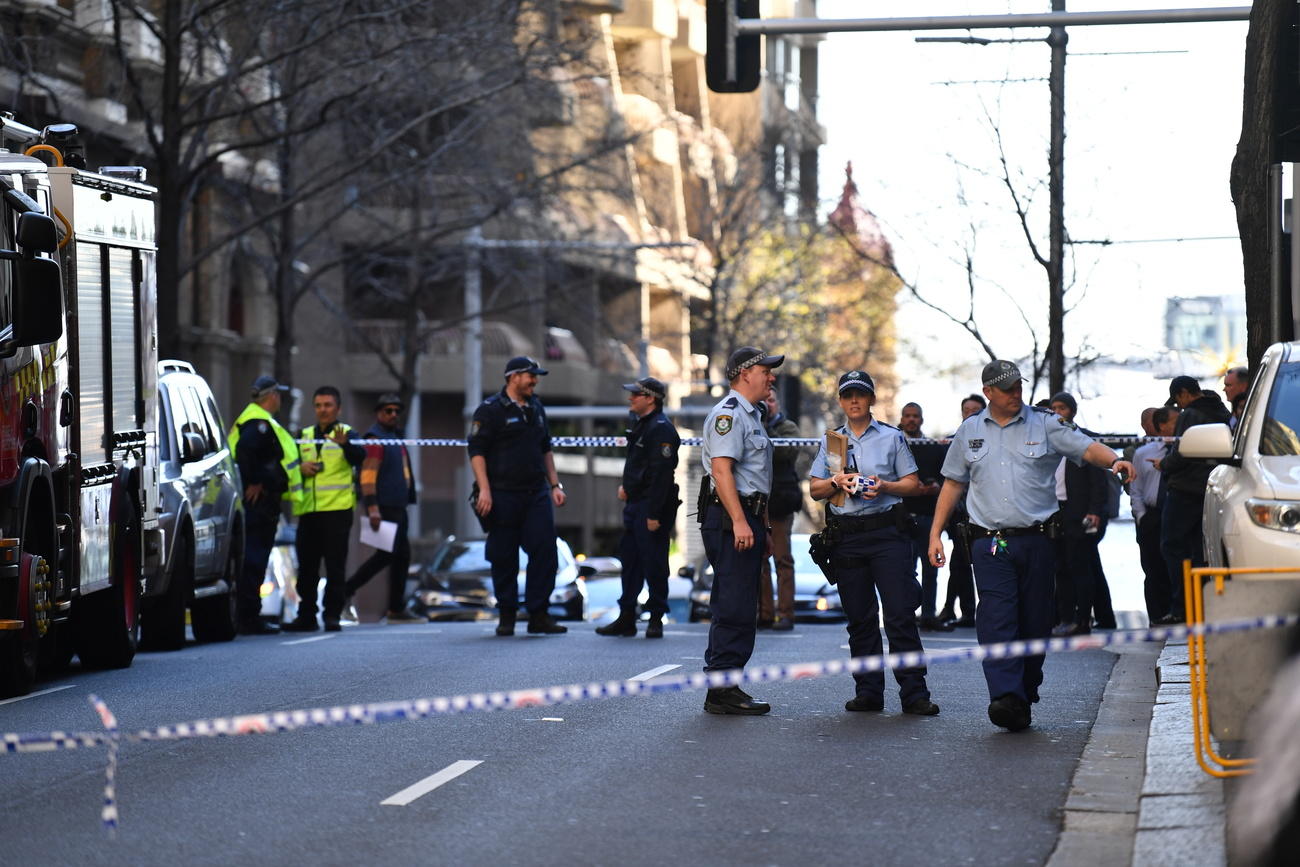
left=301, top=435, right=1177, bottom=449
left=3, top=612, right=1297, bottom=835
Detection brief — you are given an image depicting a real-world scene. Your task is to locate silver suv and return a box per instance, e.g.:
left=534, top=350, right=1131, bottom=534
left=141, top=360, right=245, bottom=649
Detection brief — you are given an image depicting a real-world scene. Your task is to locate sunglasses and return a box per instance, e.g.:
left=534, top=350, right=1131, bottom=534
left=378, top=406, right=401, bottom=415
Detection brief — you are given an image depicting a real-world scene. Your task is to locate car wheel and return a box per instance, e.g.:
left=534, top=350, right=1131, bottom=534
left=192, top=527, right=240, bottom=643
left=141, top=532, right=192, bottom=651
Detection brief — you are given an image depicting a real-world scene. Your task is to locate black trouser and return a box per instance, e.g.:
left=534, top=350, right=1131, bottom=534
left=239, top=504, right=280, bottom=624
left=617, top=499, right=673, bottom=616
left=834, top=525, right=930, bottom=704
left=486, top=487, right=558, bottom=616
left=295, top=509, right=353, bottom=622
left=908, top=512, right=939, bottom=618
left=345, top=506, right=411, bottom=613
left=701, top=503, right=765, bottom=672
left=942, top=524, right=976, bottom=619
left=1055, top=516, right=1111, bottom=627
left=1137, top=508, right=1169, bottom=621
left=1161, top=490, right=1204, bottom=620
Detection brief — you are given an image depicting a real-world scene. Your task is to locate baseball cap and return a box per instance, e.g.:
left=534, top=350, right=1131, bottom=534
left=1166, top=375, right=1200, bottom=406
left=504, top=356, right=548, bottom=377
left=374, top=392, right=404, bottom=411
left=837, top=370, right=876, bottom=394
left=981, top=360, right=1024, bottom=390
left=251, top=375, right=290, bottom=397
left=725, top=346, right=785, bottom=380
left=622, top=376, right=667, bottom=400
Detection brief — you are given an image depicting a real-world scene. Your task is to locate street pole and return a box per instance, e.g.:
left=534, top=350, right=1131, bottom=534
left=1048, top=0, right=1067, bottom=394
left=459, top=226, right=483, bottom=541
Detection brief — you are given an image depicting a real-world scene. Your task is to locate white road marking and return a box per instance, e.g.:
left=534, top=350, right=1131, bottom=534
left=281, top=634, right=338, bottom=646
left=381, top=760, right=483, bottom=807
left=0, top=684, right=76, bottom=706
left=630, top=664, right=681, bottom=682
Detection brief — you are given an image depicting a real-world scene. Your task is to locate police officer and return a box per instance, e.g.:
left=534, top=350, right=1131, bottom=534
left=597, top=377, right=679, bottom=639
left=468, top=356, right=568, bottom=637
left=699, top=346, right=783, bottom=715
left=810, top=371, right=940, bottom=715
left=227, top=375, right=302, bottom=635
left=928, top=360, right=1135, bottom=731
left=283, top=386, right=366, bottom=633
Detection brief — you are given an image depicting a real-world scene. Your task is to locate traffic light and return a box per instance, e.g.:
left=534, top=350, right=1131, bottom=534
left=705, top=0, right=761, bottom=93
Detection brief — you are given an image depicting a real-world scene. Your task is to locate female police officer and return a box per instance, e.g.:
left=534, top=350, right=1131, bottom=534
left=809, top=371, right=940, bottom=716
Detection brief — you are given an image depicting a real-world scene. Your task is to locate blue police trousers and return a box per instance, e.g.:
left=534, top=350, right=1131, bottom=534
left=834, top=526, right=930, bottom=704
left=701, top=504, right=765, bottom=672
left=970, top=533, right=1055, bottom=703
left=617, top=499, right=673, bottom=615
left=486, top=487, right=558, bottom=616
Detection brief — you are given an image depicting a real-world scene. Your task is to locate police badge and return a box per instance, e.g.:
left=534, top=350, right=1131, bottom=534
left=714, top=415, right=732, bottom=435
left=660, top=442, right=672, bottom=457
left=969, top=438, right=984, bottom=450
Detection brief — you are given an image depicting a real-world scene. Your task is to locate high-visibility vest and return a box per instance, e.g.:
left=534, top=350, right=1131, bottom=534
left=293, top=423, right=357, bottom=516
left=227, top=403, right=303, bottom=504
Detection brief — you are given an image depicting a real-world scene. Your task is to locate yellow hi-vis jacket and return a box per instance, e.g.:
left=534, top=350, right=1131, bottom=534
left=293, top=423, right=357, bottom=516
left=227, top=403, right=303, bottom=505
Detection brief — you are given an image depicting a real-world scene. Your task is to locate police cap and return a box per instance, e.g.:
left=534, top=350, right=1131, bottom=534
left=622, top=376, right=667, bottom=401
left=251, top=375, right=291, bottom=397
left=725, top=346, right=784, bottom=380
left=981, top=360, right=1024, bottom=390
left=837, top=370, right=876, bottom=395
left=504, top=356, right=549, bottom=377
left=374, top=392, right=404, bottom=411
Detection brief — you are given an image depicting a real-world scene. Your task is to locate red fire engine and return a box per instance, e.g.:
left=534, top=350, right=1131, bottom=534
left=0, top=115, right=161, bottom=696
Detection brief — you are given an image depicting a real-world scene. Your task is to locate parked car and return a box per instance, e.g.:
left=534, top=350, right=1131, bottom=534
left=259, top=523, right=300, bottom=624
left=684, top=533, right=844, bottom=623
left=410, top=536, right=588, bottom=621
left=1179, top=340, right=1300, bottom=575
left=141, top=360, right=245, bottom=649
left=580, top=555, right=693, bottom=623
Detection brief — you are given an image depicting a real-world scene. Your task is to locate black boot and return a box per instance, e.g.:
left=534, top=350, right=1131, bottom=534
left=495, top=609, right=516, bottom=637
left=645, top=615, right=663, bottom=639
left=596, top=611, right=637, bottom=637
left=527, top=611, right=568, bottom=634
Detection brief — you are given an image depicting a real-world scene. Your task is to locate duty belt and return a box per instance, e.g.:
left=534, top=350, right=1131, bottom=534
left=966, top=520, right=1052, bottom=539
left=827, top=511, right=896, bottom=533
left=708, top=491, right=769, bottom=516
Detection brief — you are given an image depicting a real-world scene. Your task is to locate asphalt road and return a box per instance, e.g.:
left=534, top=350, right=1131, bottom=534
left=1, top=620, right=1114, bottom=866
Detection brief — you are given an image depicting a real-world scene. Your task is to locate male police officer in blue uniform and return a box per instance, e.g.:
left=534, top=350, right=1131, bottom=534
left=597, top=377, right=680, bottom=639
left=700, top=347, right=783, bottom=715
left=469, top=356, right=568, bottom=636
left=810, top=371, right=940, bottom=715
left=928, top=360, right=1134, bottom=731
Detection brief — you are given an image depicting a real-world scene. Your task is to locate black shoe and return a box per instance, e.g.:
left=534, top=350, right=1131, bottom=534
left=527, top=612, right=567, bottom=634
left=1093, top=618, right=1117, bottom=630
left=770, top=618, right=794, bottom=632
left=386, top=610, right=425, bottom=624
left=1152, top=613, right=1185, bottom=626
left=935, top=608, right=956, bottom=624
left=704, top=686, right=771, bottom=715
left=1050, top=622, right=1078, bottom=638
left=496, top=611, right=517, bottom=637
left=844, top=694, right=884, bottom=712
left=756, top=618, right=775, bottom=630
left=282, top=617, right=319, bottom=633
left=240, top=620, right=280, bottom=635
left=903, top=698, right=941, bottom=716
left=919, top=616, right=946, bottom=632
left=323, top=621, right=342, bottom=632
left=645, top=617, right=664, bottom=639
left=948, top=617, right=976, bottom=628
left=988, top=694, right=1032, bottom=731
left=595, top=613, right=637, bottom=637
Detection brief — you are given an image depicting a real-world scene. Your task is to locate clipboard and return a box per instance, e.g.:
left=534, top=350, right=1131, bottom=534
left=825, top=430, right=848, bottom=507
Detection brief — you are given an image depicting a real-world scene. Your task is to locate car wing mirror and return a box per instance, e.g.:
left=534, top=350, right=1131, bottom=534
left=181, top=431, right=208, bottom=462
left=677, top=565, right=695, bottom=579
left=1177, top=423, right=1234, bottom=460
left=577, top=565, right=596, bottom=579
left=17, top=212, right=58, bottom=253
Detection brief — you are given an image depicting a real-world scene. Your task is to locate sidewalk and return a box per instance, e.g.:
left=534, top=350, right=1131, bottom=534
left=1048, top=639, right=1228, bottom=866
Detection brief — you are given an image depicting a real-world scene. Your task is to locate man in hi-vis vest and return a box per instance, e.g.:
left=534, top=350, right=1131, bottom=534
left=228, top=376, right=303, bottom=635
left=283, top=386, right=366, bottom=633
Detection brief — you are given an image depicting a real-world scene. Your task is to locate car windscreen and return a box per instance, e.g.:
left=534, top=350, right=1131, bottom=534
left=433, top=542, right=491, bottom=573
left=1260, top=360, right=1300, bottom=456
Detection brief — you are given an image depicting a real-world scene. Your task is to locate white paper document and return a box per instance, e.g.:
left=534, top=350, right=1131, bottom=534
left=359, top=519, right=398, bottom=553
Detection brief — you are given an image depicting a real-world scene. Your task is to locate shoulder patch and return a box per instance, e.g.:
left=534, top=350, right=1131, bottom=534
left=257, top=421, right=270, bottom=434
left=1056, top=417, right=1078, bottom=431
left=660, top=442, right=673, bottom=457
left=471, top=420, right=481, bottom=435
left=714, top=415, right=733, bottom=435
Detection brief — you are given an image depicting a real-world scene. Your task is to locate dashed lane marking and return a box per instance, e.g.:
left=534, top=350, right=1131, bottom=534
left=280, top=634, right=338, bottom=647
left=0, top=684, right=76, bottom=707
left=381, top=760, right=483, bottom=807
left=630, top=664, right=682, bottom=682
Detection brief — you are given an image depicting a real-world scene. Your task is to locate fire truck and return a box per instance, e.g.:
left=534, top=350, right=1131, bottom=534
left=0, top=115, right=161, bottom=697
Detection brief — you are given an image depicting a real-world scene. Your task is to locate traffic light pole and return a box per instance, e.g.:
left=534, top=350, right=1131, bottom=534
left=734, top=7, right=1251, bottom=36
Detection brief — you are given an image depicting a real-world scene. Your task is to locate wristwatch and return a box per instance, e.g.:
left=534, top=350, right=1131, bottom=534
left=551, top=482, right=564, bottom=491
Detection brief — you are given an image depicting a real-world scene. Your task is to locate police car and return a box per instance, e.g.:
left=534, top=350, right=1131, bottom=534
left=684, top=533, right=844, bottom=623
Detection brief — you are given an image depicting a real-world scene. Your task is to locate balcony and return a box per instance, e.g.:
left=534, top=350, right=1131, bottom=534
left=610, top=0, right=679, bottom=41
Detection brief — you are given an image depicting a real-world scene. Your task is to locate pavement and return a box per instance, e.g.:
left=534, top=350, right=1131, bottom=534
left=1049, top=638, right=1229, bottom=867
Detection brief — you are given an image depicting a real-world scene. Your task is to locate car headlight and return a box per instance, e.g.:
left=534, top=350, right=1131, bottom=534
left=1245, top=499, right=1300, bottom=534
left=691, top=589, right=711, bottom=605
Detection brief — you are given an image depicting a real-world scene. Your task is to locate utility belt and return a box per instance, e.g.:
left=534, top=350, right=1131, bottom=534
left=694, top=476, right=767, bottom=526
left=827, top=504, right=912, bottom=534
left=959, top=513, right=1062, bottom=549
left=707, top=491, right=768, bottom=517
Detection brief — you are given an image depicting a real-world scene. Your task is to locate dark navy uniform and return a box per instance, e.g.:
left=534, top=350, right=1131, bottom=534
left=467, top=388, right=558, bottom=617
left=231, top=413, right=289, bottom=626
left=812, top=418, right=933, bottom=709
left=618, top=407, right=680, bottom=617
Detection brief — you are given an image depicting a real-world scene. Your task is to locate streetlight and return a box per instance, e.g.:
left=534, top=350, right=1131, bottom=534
left=917, top=0, right=1069, bottom=395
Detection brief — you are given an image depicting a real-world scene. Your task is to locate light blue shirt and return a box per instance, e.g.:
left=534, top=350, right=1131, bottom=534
left=811, top=418, right=919, bottom=516
left=701, top=389, right=771, bottom=495
left=941, top=405, right=1094, bottom=529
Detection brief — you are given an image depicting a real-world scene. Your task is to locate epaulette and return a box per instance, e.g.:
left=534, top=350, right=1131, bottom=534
left=877, top=420, right=900, bottom=430
left=483, top=394, right=505, bottom=407
left=722, top=396, right=739, bottom=409
left=1030, top=405, right=1053, bottom=414
left=835, top=424, right=848, bottom=435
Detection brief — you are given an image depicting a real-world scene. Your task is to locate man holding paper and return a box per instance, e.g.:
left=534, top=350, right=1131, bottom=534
left=344, top=393, right=422, bottom=623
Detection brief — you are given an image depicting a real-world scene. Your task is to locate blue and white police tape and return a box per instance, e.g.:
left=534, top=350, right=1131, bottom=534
left=301, top=435, right=1178, bottom=449
left=8, top=613, right=1293, bottom=833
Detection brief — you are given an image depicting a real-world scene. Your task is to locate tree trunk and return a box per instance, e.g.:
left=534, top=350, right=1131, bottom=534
left=1230, top=0, right=1290, bottom=368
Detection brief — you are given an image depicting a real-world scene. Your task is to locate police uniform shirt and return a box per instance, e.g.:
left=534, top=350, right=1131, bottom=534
left=701, top=390, right=771, bottom=495
left=811, top=419, right=918, bottom=517
left=622, top=409, right=680, bottom=512
left=467, top=390, right=552, bottom=493
left=236, top=418, right=288, bottom=493
left=941, top=405, right=1094, bottom=529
